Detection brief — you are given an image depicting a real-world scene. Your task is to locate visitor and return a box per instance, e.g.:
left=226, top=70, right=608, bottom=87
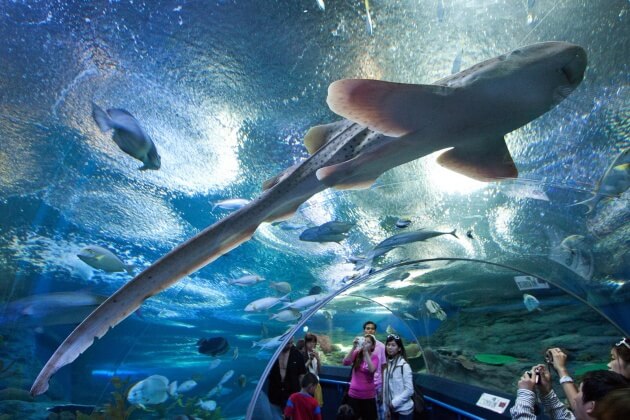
left=382, top=334, right=414, bottom=419
left=284, top=372, right=323, bottom=420
left=303, top=332, right=324, bottom=407
left=269, top=337, right=307, bottom=411
left=591, top=387, right=630, bottom=419
left=342, top=334, right=379, bottom=420
left=510, top=366, right=629, bottom=420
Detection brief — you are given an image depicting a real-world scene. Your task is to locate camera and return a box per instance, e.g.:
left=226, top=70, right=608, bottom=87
left=545, top=350, right=554, bottom=364
left=356, top=336, right=365, bottom=348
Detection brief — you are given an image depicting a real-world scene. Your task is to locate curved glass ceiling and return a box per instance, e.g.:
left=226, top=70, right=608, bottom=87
left=0, top=1, right=628, bottom=419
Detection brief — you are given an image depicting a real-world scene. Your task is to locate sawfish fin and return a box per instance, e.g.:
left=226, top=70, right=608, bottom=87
left=316, top=138, right=399, bottom=190
left=304, top=120, right=353, bottom=154
left=437, top=137, right=518, bottom=181
left=327, top=79, right=455, bottom=137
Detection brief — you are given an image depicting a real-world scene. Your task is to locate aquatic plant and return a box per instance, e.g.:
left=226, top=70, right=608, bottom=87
left=473, top=354, right=519, bottom=365
left=75, top=376, right=137, bottom=419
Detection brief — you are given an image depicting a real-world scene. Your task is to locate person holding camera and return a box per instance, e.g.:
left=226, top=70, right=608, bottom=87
left=303, top=333, right=324, bottom=407
left=545, top=338, right=630, bottom=413
left=510, top=365, right=629, bottom=420
left=342, top=334, right=379, bottom=420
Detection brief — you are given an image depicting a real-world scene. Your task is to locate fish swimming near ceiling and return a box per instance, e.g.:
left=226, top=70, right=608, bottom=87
left=572, top=147, right=630, bottom=214
left=229, top=274, right=264, bottom=286
left=30, top=41, right=588, bottom=395
left=0, top=291, right=107, bottom=327
left=299, top=220, right=354, bottom=243
left=374, top=228, right=458, bottom=251
left=522, top=293, right=542, bottom=312
left=91, top=102, right=161, bottom=170
left=77, top=245, right=135, bottom=274
left=212, top=198, right=250, bottom=212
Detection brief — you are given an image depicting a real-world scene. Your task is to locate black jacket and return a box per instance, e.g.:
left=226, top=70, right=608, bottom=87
left=268, top=346, right=307, bottom=407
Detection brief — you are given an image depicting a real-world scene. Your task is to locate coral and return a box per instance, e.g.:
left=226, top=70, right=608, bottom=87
left=316, top=334, right=339, bottom=354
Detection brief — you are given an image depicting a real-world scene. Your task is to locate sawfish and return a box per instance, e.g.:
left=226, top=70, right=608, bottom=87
left=31, top=41, right=587, bottom=395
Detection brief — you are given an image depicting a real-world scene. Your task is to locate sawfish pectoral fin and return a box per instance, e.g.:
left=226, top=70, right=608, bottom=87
left=262, top=163, right=301, bottom=191
left=436, top=136, right=518, bottom=181
left=316, top=152, right=382, bottom=190
left=327, top=79, right=455, bottom=137
left=303, top=120, right=352, bottom=154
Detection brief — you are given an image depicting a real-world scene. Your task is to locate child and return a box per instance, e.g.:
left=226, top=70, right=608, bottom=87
left=284, top=372, right=323, bottom=420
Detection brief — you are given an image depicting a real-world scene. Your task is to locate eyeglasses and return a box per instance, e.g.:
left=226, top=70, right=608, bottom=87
left=387, top=334, right=400, bottom=340
left=615, top=337, right=630, bottom=349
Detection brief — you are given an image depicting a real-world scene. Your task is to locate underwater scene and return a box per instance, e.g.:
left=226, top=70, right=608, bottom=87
left=0, top=0, right=628, bottom=418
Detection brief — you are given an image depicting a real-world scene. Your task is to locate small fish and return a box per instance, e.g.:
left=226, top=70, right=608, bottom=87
left=77, top=245, right=134, bottom=274
left=270, top=309, right=303, bottom=322
left=279, top=293, right=327, bottom=310
left=299, top=220, right=354, bottom=243
left=238, top=374, right=247, bottom=388
left=451, top=49, right=463, bottom=74
left=425, top=299, right=447, bottom=321
left=212, top=198, right=249, bottom=212
left=127, top=375, right=176, bottom=406
left=316, top=0, right=325, bottom=11
left=233, top=347, right=239, bottom=360
left=375, top=228, right=458, bottom=251
left=208, top=359, right=221, bottom=370
left=272, top=221, right=306, bottom=230
left=523, top=293, right=541, bottom=312
left=245, top=293, right=290, bottom=312
left=218, top=370, right=234, bottom=387
left=269, top=281, right=292, bottom=294
left=403, top=312, right=418, bottom=321
left=176, top=380, right=197, bottom=394
left=466, top=230, right=474, bottom=239
left=573, top=147, right=630, bottom=213
left=229, top=275, right=264, bottom=286
left=395, top=218, right=411, bottom=228
left=364, top=0, right=373, bottom=35
left=252, top=335, right=285, bottom=350
left=91, top=103, right=161, bottom=170
left=196, top=399, right=217, bottom=411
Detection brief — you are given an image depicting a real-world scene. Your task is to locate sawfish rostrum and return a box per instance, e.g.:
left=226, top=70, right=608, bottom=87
left=92, top=102, right=161, bottom=170
left=31, top=42, right=587, bottom=395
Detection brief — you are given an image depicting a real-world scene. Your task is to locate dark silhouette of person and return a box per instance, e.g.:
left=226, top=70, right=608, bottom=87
left=268, top=337, right=307, bottom=410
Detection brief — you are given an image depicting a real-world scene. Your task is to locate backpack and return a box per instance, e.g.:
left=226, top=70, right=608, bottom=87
left=397, top=364, right=426, bottom=419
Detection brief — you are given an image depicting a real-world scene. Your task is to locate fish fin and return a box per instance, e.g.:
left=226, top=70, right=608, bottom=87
left=316, top=154, right=380, bottom=190
left=91, top=102, right=112, bottom=132
left=327, top=79, right=455, bottom=137
left=169, top=381, right=178, bottom=396
left=303, top=121, right=352, bottom=154
left=138, top=164, right=149, bottom=171
left=450, top=229, right=458, bottom=239
left=125, top=265, right=135, bottom=275
left=569, top=195, right=599, bottom=214
left=436, top=137, right=518, bottom=181
left=262, top=163, right=300, bottom=191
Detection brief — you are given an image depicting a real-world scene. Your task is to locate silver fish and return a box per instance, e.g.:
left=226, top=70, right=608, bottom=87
left=374, top=228, right=458, bottom=250
left=573, top=147, right=630, bottom=213
left=77, top=245, right=134, bottom=274
left=91, top=103, right=161, bottom=170
left=31, top=42, right=587, bottom=395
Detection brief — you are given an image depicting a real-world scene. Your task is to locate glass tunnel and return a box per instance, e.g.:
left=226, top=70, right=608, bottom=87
left=0, top=1, right=628, bottom=419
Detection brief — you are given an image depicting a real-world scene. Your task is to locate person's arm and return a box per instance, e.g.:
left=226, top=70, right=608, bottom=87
left=392, top=363, right=414, bottom=408
left=283, top=396, right=295, bottom=419
left=510, top=368, right=538, bottom=420
left=343, top=339, right=359, bottom=365
left=548, top=348, right=578, bottom=411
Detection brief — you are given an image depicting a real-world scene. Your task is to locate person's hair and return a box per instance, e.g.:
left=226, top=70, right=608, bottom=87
left=301, top=372, right=319, bottom=388
left=305, top=332, right=318, bottom=344
left=363, top=320, right=377, bottom=331
left=580, top=370, right=629, bottom=403
left=336, top=404, right=355, bottom=420
left=591, top=388, right=630, bottom=420
left=613, top=337, right=630, bottom=365
left=353, top=334, right=376, bottom=370
left=385, top=334, right=408, bottom=361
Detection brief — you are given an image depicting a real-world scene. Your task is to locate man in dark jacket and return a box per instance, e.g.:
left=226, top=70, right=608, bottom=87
left=269, top=337, right=307, bottom=410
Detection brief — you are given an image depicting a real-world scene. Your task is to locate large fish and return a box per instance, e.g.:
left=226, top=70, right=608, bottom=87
left=0, top=291, right=107, bottom=327
left=31, top=41, right=587, bottom=395
left=92, top=102, right=161, bottom=170
left=573, top=147, right=630, bottom=213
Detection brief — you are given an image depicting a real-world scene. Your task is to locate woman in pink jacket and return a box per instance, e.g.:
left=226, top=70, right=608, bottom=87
left=343, top=334, right=379, bottom=420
